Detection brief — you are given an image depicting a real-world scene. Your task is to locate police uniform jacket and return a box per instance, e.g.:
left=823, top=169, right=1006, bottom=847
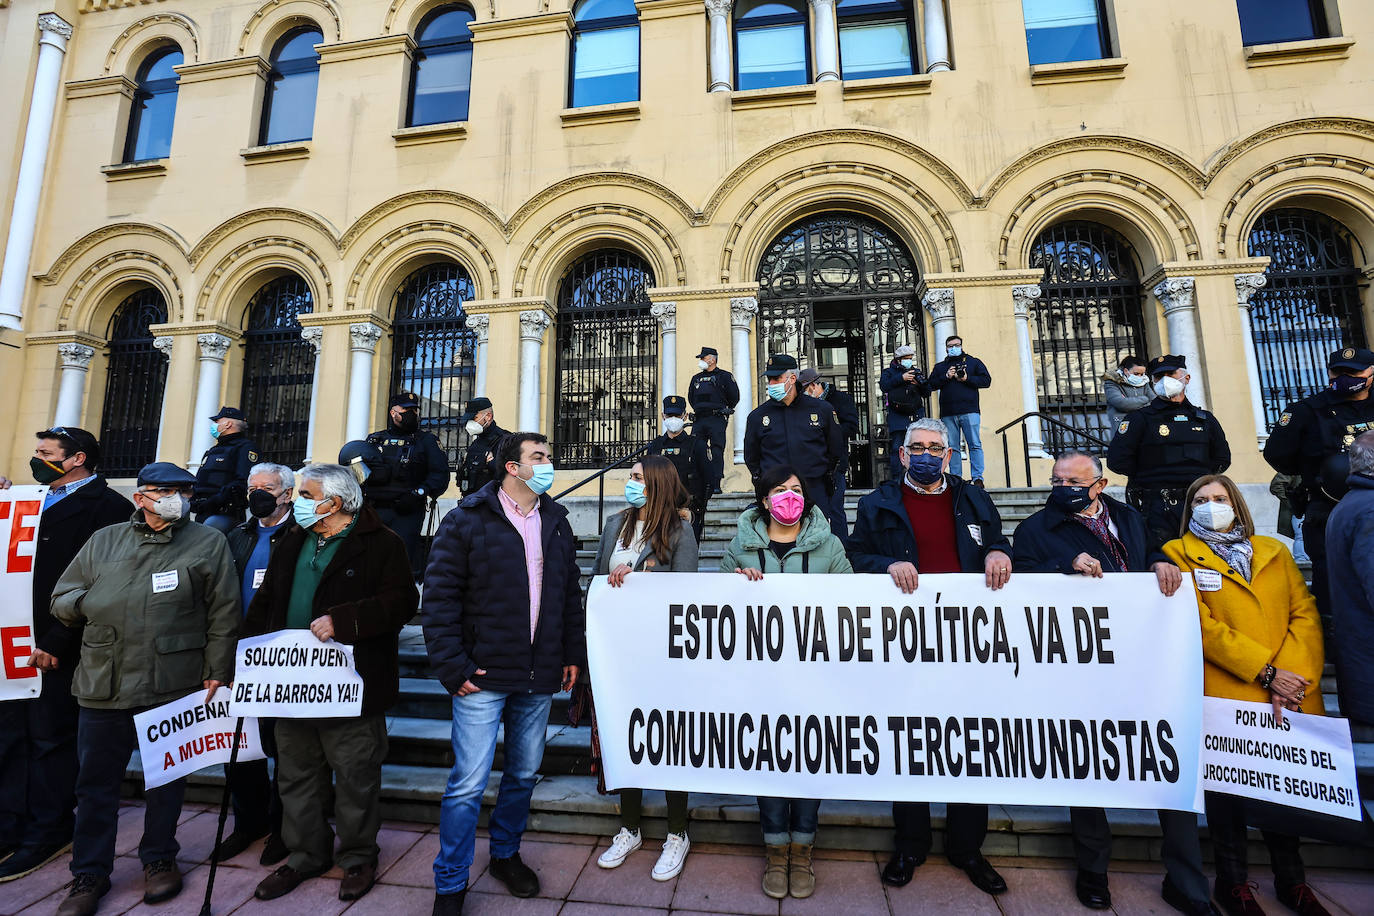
left=743, top=393, right=847, bottom=485
left=1105, top=398, right=1230, bottom=488
left=461, top=423, right=509, bottom=494
left=824, top=385, right=861, bottom=439
left=647, top=430, right=709, bottom=509
left=879, top=361, right=927, bottom=430
left=1264, top=389, right=1374, bottom=498
left=192, top=432, right=258, bottom=515
left=365, top=424, right=450, bottom=508
left=687, top=368, right=740, bottom=418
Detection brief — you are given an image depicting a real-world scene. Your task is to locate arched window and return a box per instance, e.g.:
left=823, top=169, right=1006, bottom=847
left=1236, top=1, right=1330, bottom=46
left=1028, top=221, right=1148, bottom=450
left=240, top=275, right=315, bottom=466
left=99, top=288, right=169, bottom=477
left=124, top=47, right=183, bottom=162
left=390, top=262, right=477, bottom=459
left=1246, top=208, right=1368, bottom=429
left=837, top=0, right=915, bottom=80
left=554, top=250, right=657, bottom=467
left=408, top=5, right=475, bottom=126
left=1021, top=0, right=1111, bottom=65
left=259, top=27, right=323, bottom=145
left=756, top=213, right=923, bottom=486
left=734, top=0, right=809, bottom=90
left=570, top=0, right=640, bottom=107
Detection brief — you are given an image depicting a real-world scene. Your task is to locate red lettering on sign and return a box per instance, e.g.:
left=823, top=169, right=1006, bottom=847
left=1, top=627, right=37, bottom=680
left=5, top=500, right=40, bottom=574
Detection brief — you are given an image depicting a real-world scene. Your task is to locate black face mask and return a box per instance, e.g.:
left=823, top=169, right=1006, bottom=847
left=1331, top=374, right=1370, bottom=397
left=395, top=411, right=420, bottom=433
left=248, top=489, right=281, bottom=518
left=1048, top=485, right=1095, bottom=514
left=30, top=457, right=67, bottom=485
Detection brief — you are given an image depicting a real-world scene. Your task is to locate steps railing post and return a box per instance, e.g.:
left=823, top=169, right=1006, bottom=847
left=1021, top=422, right=1032, bottom=489
left=1002, top=430, right=1011, bottom=489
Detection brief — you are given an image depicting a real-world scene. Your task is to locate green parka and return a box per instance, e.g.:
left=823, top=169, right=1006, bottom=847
left=720, top=505, right=853, bottom=574
left=50, top=511, right=241, bottom=709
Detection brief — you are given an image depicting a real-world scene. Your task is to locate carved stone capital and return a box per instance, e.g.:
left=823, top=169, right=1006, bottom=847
left=921, top=287, right=955, bottom=320
left=1235, top=273, right=1267, bottom=309
left=519, top=309, right=552, bottom=341
left=37, top=14, right=73, bottom=42
left=466, top=313, right=490, bottom=343
left=349, top=322, right=383, bottom=352
left=58, top=343, right=94, bottom=369
left=1153, top=277, right=1196, bottom=314
left=703, top=0, right=732, bottom=16
left=1011, top=285, right=1042, bottom=319
left=300, top=326, right=324, bottom=353
left=197, top=333, right=233, bottom=361
left=152, top=336, right=174, bottom=361
left=729, top=296, right=758, bottom=329
left=650, top=301, right=677, bottom=333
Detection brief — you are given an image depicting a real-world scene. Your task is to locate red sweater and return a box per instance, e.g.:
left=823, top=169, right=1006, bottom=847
left=900, top=483, right=962, bottom=573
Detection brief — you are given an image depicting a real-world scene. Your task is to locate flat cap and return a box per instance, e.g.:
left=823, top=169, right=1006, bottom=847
left=459, top=397, right=493, bottom=421
left=894, top=344, right=916, bottom=358
left=1147, top=354, right=1187, bottom=376
left=209, top=406, right=245, bottom=422
left=797, top=368, right=824, bottom=387
left=764, top=353, right=799, bottom=377
left=1328, top=346, right=1374, bottom=371
left=136, top=461, right=196, bottom=488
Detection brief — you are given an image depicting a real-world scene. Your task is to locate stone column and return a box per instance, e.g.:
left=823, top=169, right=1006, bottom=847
left=53, top=343, right=94, bottom=428
left=301, top=327, right=324, bottom=460
left=651, top=301, right=677, bottom=397
left=519, top=309, right=552, bottom=432
left=1153, top=277, right=1205, bottom=405
left=467, top=313, right=491, bottom=395
left=0, top=14, right=73, bottom=330
left=152, top=336, right=174, bottom=458
left=706, top=0, right=732, bottom=92
left=921, top=287, right=956, bottom=347
left=923, top=0, right=951, bottom=72
left=346, top=323, right=383, bottom=442
left=1011, top=285, right=1048, bottom=457
left=1235, top=273, right=1271, bottom=446
left=188, top=333, right=232, bottom=470
left=730, top=296, right=758, bottom=462
left=811, top=0, right=840, bottom=82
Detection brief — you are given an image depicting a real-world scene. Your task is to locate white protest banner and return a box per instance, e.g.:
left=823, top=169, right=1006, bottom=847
left=230, top=630, right=364, bottom=718
left=588, top=572, right=1204, bottom=811
left=1202, top=697, right=1362, bottom=820
left=0, top=486, right=46, bottom=701
left=134, top=687, right=265, bottom=789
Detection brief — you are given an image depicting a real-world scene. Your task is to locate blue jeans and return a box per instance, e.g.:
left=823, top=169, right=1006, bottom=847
left=757, top=797, right=821, bottom=846
left=433, top=690, right=553, bottom=894
left=942, top=413, right=983, bottom=480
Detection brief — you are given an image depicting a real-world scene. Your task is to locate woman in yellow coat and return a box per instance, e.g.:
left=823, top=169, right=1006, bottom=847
left=1163, top=475, right=1329, bottom=916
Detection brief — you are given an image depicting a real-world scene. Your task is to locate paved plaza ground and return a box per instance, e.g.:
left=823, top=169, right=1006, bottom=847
left=1, top=802, right=1372, bottom=916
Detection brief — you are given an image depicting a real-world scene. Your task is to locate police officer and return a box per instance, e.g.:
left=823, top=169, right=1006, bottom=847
left=687, top=346, right=740, bottom=495
left=1106, top=355, right=1231, bottom=550
left=879, top=344, right=927, bottom=480
left=1264, top=345, right=1374, bottom=620
left=192, top=406, right=259, bottom=533
left=365, top=392, right=450, bottom=578
left=458, top=397, right=509, bottom=495
left=799, top=368, right=859, bottom=530
left=744, top=354, right=848, bottom=537
left=647, top=395, right=710, bottom=541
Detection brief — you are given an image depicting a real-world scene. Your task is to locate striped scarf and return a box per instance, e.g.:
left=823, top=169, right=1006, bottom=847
left=1069, top=504, right=1129, bottom=572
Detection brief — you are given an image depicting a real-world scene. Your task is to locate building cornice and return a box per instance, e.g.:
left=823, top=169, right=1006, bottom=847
left=647, top=284, right=759, bottom=302
left=923, top=271, right=1044, bottom=289
left=316, top=34, right=413, bottom=66
left=174, top=56, right=270, bottom=85
left=469, top=12, right=572, bottom=43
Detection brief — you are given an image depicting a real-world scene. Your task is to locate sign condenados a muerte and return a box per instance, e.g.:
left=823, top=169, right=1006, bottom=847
left=587, top=573, right=1205, bottom=812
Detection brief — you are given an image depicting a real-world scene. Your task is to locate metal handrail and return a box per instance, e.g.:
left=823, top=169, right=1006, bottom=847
left=551, top=439, right=658, bottom=532
left=993, top=412, right=1110, bottom=488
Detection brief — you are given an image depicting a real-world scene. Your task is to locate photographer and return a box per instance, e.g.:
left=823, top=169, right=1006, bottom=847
left=879, top=345, right=928, bottom=479
left=929, top=336, right=991, bottom=486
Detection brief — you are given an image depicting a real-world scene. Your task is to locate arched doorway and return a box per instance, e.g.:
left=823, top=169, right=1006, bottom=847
left=240, top=275, right=314, bottom=466
left=99, top=287, right=169, bottom=476
left=1246, top=207, right=1369, bottom=429
left=1028, top=221, right=1149, bottom=450
left=755, top=212, right=924, bottom=486
left=553, top=249, right=658, bottom=467
left=389, top=261, right=477, bottom=461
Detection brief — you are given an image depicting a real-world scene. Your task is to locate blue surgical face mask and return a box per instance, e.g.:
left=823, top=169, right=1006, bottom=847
left=899, top=359, right=914, bottom=369
left=521, top=462, right=555, bottom=495
left=947, top=346, right=962, bottom=357
left=624, top=480, right=647, bottom=507
left=766, top=380, right=788, bottom=401
left=292, top=494, right=332, bottom=529
left=905, top=452, right=944, bottom=485
left=210, top=424, right=222, bottom=440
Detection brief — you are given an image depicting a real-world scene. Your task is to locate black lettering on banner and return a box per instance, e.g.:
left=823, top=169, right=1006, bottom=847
left=668, top=605, right=684, bottom=658
left=863, top=717, right=881, bottom=775
left=629, top=708, right=645, bottom=763
left=804, top=716, right=823, bottom=774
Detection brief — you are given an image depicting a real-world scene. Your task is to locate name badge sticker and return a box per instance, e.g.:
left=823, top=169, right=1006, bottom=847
left=1193, top=569, right=1223, bottom=592
left=152, top=570, right=180, bottom=594
left=252, top=568, right=267, bottom=589
left=967, top=524, right=983, bottom=546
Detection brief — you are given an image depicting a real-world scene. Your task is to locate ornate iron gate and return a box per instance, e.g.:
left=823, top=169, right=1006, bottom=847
left=1028, top=221, right=1148, bottom=451
left=1247, top=208, right=1369, bottom=429
left=390, top=262, right=477, bottom=463
left=755, top=213, right=925, bottom=485
left=553, top=250, right=657, bottom=468
left=240, top=275, right=314, bottom=467
left=99, top=288, right=169, bottom=477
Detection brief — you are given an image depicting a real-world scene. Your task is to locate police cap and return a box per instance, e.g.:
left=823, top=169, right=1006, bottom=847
left=696, top=347, right=718, bottom=359
left=136, top=461, right=196, bottom=488
left=662, top=395, right=687, bottom=415
left=764, top=353, right=799, bottom=377
left=458, top=397, right=493, bottom=422
left=389, top=391, right=421, bottom=409
left=209, top=406, right=245, bottom=422
left=1147, top=354, right=1187, bottom=377
left=1328, top=346, right=1374, bottom=371
left=797, top=368, right=824, bottom=388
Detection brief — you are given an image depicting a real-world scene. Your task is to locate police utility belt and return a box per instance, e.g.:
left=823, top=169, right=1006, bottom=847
left=696, top=408, right=731, bottom=417
left=1126, top=485, right=1188, bottom=505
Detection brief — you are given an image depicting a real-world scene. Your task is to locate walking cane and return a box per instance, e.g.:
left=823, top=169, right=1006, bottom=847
left=198, top=716, right=244, bottom=916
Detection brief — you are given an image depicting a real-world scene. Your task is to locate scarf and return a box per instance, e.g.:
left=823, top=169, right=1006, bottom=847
left=1069, top=504, right=1129, bottom=573
left=1189, top=517, right=1254, bottom=582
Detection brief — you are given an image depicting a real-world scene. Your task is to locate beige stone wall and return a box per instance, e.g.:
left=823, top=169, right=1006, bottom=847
left=1, top=0, right=1372, bottom=492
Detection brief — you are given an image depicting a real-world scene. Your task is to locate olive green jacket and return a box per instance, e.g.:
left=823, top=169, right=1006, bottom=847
left=50, top=512, right=241, bottom=709
left=720, top=505, right=853, bottom=574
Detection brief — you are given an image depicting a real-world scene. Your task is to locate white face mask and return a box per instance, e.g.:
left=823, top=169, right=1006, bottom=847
left=1192, top=501, right=1236, bottom=532
left=465, top=419, right=485, bottom=436
left=148, top=493, right=187, bottom=522
left=697, top=360, right=709, bottom=371
left=664, top=417, right=686, bottom=433
left=1154, top=376, right=1186, bottom=399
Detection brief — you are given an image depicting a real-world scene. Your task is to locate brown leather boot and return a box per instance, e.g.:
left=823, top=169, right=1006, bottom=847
left=788, top=842, right=815, bottom=898
left=762, top=844, right=789, bottom=899
left=142, top=859, right=182, bottom=904
left=56, top=874, right=110, bottom=916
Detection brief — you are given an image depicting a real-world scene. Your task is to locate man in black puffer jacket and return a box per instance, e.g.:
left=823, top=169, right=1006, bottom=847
left=422, top=432, right=585, bottom=916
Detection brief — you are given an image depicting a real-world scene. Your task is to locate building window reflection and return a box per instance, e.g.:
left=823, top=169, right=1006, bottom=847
left=408, top=5, right=475, bottom=125
left=735, top=0, right=810, bottom=90
left=1236, top=0, right=1330, bottom=46
left=570, top=0, right=640, bottom=107
left=124, top=47, right=183, bottom=162
left=838, top=0, right=915, bottom=80
left=1021, top=0, right=1111, bottom=66
left=260, top=27, right=323, bottom=145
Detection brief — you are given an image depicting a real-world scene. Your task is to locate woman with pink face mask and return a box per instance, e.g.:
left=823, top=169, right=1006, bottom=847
left=719, top=464, right=851, bottom=901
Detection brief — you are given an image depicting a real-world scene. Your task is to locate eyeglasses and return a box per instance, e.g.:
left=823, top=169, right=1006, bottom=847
left=1049, top=476, right=1102, bottom=487
left=904, top=445, right=946, bottom=456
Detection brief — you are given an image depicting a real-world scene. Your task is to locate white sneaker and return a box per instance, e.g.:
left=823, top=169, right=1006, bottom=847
left=651, top=832, right=689, bottom=881
left=597, top=828, right=642, bottom=869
